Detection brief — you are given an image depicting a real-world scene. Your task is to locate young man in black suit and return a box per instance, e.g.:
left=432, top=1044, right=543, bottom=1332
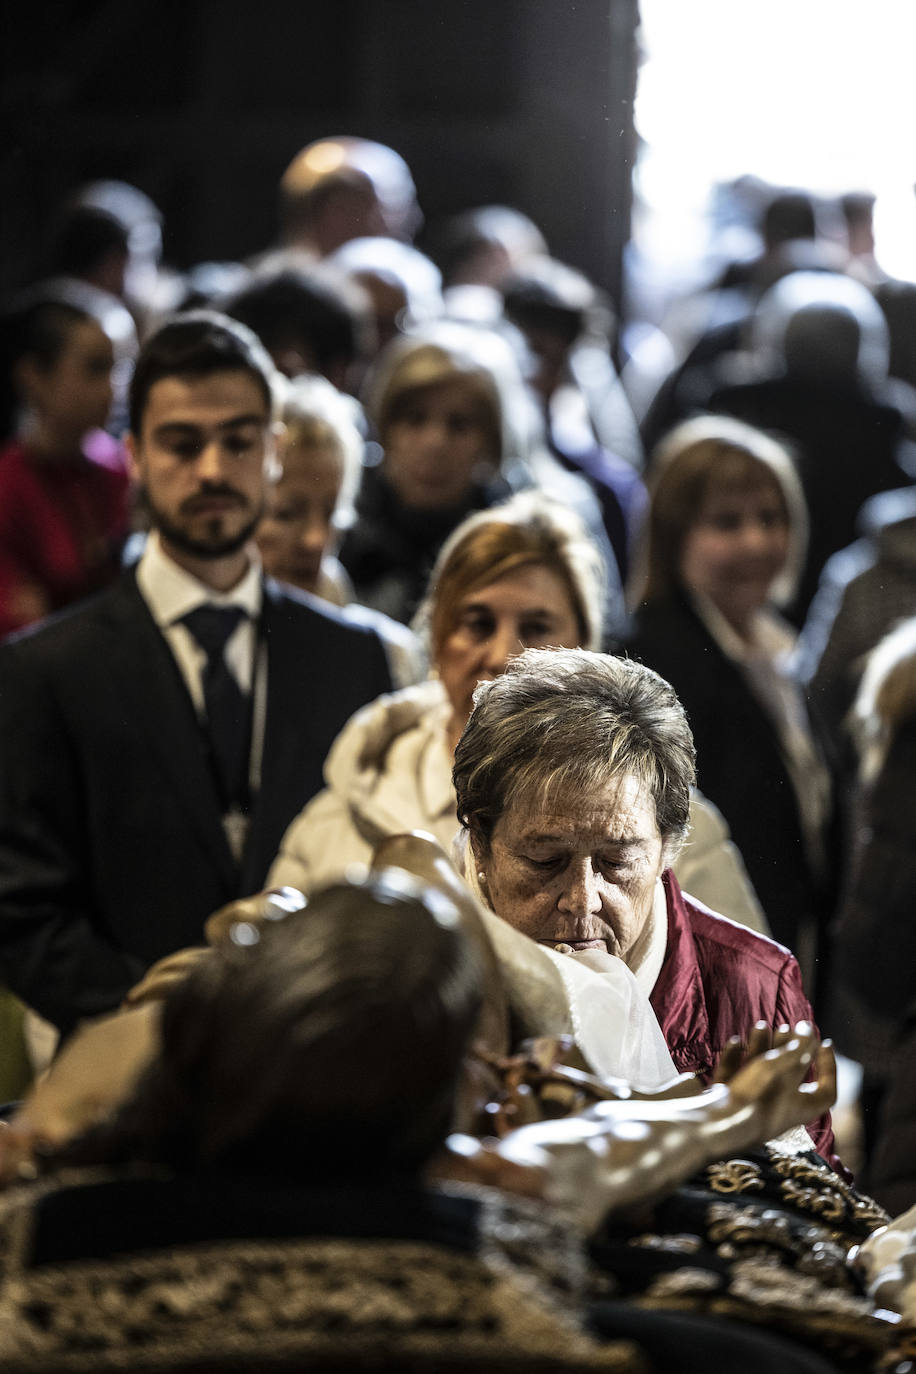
left=0, top=312, right=393, bottom=1035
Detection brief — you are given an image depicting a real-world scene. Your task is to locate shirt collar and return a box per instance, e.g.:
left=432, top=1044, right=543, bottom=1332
left=136, top=531, right=263, bottom=628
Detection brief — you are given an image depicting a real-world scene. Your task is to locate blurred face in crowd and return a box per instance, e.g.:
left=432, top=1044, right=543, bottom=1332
left=678, top=476, right=790, bottom=635
left=383, top=378, right=496, bottom=512
left=436, top=563, right=581, bottom=737
left=128, top=369, right=275, bottom=583
left=23, top=318, right=115, bottom=445
left=256, top=437, right=344, bottom=595
left=478, top=772, right=668, bottom=964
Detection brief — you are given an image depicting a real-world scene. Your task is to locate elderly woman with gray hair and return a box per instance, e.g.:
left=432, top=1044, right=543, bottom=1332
left=453, top=645, right=838, bottom=1167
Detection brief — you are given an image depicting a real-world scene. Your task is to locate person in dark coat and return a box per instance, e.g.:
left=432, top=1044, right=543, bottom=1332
left=337, top=326, right=514, bottom=626
left=797, top=485, right=916, bottom=784
left=828, top=617, right=916, bottom=1188
left=624, top=416, right=834, bottom=990
left=0, top=312, right=393, bottom=1035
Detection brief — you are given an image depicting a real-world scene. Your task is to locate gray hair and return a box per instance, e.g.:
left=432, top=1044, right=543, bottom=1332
left=453, top=648, right=696, bottom=854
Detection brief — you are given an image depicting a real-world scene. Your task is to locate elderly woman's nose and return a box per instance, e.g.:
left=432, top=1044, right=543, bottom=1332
left=557, top=861, right=603, bottom=915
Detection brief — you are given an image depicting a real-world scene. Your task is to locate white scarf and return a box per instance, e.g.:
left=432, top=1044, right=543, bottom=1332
left=452, top=831, right=675, bottom=1091
left=622, top=879, right=669, bottom=999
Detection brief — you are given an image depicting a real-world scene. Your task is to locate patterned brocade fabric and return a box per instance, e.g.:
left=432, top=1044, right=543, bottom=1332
left=590, top=1145, right=907, bottom=1372
left=0, top=1173, right=640, bottom=1373
left=0, top=1154, right=913, bottom=1371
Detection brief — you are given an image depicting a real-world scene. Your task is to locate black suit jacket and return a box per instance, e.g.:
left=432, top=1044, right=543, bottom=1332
left=0, top=571, right=393, bottom=1032
left=625, top=596, right=833, bottom=960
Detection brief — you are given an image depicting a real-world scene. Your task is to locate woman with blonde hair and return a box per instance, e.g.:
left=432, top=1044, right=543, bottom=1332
left=626, top=414, right=832, bottom=978
left=269, top=490, right=765, bottom=932
left=270, top=492, right=600, bottom=891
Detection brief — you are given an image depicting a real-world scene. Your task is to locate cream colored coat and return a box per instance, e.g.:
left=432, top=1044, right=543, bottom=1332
left=268, top=681, right=769, bottom=936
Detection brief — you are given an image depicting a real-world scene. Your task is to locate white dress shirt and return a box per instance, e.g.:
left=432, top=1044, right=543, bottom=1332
left=135, top=533, right=264, bottom=855
left=135, top=532, right=262, bottom=712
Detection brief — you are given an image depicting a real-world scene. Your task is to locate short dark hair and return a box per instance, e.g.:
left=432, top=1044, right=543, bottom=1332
left=502, top=257, right=599, bottom=346
left=761, top=191, right=816, bottom=250
left=128, top=310, right=277, bottom=434
left=45, top=204, right=130, bottom=278
left=1, top=285, right=108, bottom=441
left=222, top=265, right=369, bottom=378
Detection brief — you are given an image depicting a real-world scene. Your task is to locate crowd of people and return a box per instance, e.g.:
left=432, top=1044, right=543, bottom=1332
left=1, top=135, right=916, bottom=1369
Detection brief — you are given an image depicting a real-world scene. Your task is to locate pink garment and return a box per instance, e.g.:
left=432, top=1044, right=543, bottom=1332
left=651, top=870, right=838, bottom=1168
left=0, top=433, right=129, bottom=637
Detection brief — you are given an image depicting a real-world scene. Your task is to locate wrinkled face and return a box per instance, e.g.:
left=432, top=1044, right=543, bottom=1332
left=28, top=319, right=114, bottom=439
left=679, top=480, right=790, bottom=629
left=384, top=378, right=495, bottom=511
left=437, top=564, right=582, bottom=727
left=256, top=440, right=343, bottom=594
left=128, top=370, right=274, bottom=562
left=478, top=773, right=668, bottom=964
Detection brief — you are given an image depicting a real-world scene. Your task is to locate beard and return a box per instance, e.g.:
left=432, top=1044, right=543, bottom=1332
left=143, top=487, right=264, bottom=560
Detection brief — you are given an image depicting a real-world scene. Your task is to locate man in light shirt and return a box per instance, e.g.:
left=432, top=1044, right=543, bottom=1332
left=0, top=312, right=393, bottom=1036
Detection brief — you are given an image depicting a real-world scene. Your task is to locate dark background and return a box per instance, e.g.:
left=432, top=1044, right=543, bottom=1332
left=2, top=0, right=640, bottom=306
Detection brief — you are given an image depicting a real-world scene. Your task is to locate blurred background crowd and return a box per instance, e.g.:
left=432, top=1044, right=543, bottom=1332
left=4, top=0, right=916, bottom=1211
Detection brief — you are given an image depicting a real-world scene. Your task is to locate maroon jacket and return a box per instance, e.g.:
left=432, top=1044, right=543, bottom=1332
left=650, top=871, right=836, bottom=1165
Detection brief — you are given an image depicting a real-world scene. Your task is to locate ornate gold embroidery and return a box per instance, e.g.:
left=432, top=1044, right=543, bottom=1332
left=766, top=1149, right=890, bottom=1233
left=729, top=1257, right=895, bottom=1344
left=706, top=1158, right=765, bottom=1195
left=707, top=1202, right=794, bottom=1253
left=0, top=1236, right=641, bottom=1372
left=879, top=1325, right=916, bottom=1369
left=779, top=1175, right=847, bottom=1224
left=641, top=1256, right=898, bottom=1367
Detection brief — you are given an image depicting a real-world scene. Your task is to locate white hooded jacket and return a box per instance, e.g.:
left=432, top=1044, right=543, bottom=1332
left=268, top=680, right=768, bottom=935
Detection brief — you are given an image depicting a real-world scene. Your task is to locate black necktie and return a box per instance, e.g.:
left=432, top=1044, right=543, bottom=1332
left=181, top=605, right=251, bottom=810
